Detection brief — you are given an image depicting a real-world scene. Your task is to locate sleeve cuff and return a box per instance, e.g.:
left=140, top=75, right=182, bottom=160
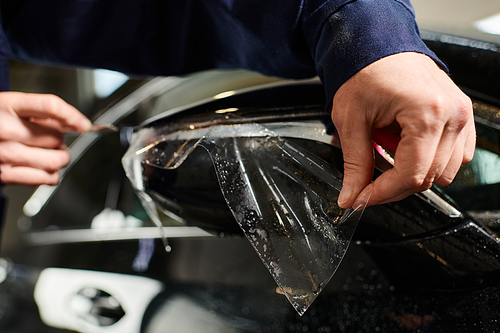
left=310, top=0, right=447, bottom=107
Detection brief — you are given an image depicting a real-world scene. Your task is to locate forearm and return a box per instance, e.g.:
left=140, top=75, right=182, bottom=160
left=2, top=0, right=444, bottom=104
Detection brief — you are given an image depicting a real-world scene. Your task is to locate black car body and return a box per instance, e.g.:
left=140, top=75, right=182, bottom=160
left=1, top=29, right=500, bottom=333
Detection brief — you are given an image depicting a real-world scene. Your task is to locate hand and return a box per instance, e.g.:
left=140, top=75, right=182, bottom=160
left=0, top=92, right=92, bottom=185
left=332, top=52, right=476, bottom=208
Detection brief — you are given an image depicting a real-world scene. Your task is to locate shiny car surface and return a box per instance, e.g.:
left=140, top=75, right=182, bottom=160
left=2, top=27, right=500, bottom=332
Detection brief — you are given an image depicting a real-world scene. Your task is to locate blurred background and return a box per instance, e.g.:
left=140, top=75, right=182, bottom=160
left=1, top=62, right=136, bottom=256
left=2, top=0, right=500, bottom=256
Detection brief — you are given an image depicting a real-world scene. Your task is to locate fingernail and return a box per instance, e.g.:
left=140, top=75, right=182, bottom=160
left=352, top=198, right=365, bottom=211
left=81, top=118, right=92, bottom=132
left=353, top=187, right=373, bottom=210
left=338, top=187, right=351, bottom=207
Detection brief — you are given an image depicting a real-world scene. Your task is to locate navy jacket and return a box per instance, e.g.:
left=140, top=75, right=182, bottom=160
left=0, top=0, right=445, bottom=223
left=0, top=0, right=445, bottom=103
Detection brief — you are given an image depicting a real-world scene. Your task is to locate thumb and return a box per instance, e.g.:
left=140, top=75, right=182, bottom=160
left=337, top=125, right=375, bottom=209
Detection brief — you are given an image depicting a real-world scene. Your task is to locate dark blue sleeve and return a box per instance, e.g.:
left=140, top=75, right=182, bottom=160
left=310, top=0, right=446, bottom=106
left=0, top=5, right=11, bottom=91
left=1, top=0, right=445, bottom=104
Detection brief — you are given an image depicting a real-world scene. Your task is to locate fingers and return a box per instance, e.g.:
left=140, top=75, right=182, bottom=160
left=0, top=141, right=70, bottom=172
left=462, top=115, right=476, bottom=164
left=335, top=118, right=375, bottom=209
left=332, top=52, right=477, bottom=208
left=0, top=92, right=89, bottom=186
left=433, top=122, right=468, bottom=187
left=0, top=115, right=65, bottom=148
left=0, top=165, right=62, bottom=186
left=364, top=129, right=439, bottom=206
left=331, top=74, right=377, bottom=209
left=0, top=142, right=70, bottom=186
left=434, top=109, right=476, bottom=186
left=366, top=99, right=474, bottom=206
left=0, top=92, right=92, bottom=147
left=0, top=92, right=92, bottom=133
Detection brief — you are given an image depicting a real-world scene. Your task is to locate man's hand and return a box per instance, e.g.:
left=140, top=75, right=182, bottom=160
left=0, top=92, right=92, bottom=185
left=332, top=52, right=476, bottom=208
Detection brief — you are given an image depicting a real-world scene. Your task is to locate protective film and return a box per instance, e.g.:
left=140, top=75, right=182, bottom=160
left=122, top=119, right=369, bottom=315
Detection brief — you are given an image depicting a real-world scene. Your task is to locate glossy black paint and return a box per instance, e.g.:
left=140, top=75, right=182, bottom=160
left=137, top=75, right=500, bottom=292
left=3, top=31, right=500, bottom=332
left=422, top=31, right=500, bottom=106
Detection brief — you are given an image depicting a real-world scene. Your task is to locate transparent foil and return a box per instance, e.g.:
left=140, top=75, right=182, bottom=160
left=122, top=120, right=369, bottom=315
